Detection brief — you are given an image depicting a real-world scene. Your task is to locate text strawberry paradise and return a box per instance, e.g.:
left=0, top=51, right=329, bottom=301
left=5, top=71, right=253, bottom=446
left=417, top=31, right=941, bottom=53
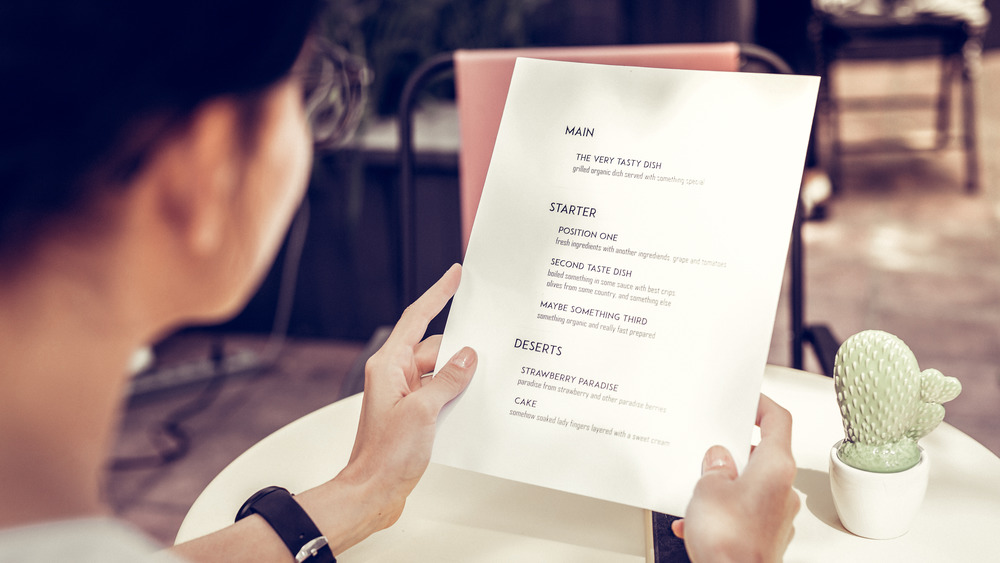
left=518, top=365, right=619, bottom=392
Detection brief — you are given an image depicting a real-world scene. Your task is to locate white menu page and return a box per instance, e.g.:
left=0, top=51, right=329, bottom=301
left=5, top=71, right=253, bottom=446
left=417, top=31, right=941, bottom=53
left=432, top=57, right=819, bottom=516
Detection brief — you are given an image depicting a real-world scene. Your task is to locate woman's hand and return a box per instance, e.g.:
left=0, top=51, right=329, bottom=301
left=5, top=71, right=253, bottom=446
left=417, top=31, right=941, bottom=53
left=172, top=265, right=476, bottom=562
left=672, top=394, right=800, bottom=563
left=337, top=264, right=476, bottom=529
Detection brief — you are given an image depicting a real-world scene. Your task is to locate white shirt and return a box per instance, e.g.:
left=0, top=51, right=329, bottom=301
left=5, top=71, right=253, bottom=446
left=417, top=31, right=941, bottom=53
left=0, top=517, right=188, bottom=562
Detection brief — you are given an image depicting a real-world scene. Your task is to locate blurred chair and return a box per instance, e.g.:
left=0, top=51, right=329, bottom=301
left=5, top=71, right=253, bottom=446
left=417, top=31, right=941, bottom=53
left=810, top=0, right=990, bottom=193
left=387, top=43, right=840, bottom=378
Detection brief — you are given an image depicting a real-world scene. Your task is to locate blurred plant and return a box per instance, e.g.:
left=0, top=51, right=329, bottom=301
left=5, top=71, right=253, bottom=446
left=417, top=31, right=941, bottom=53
left=318, top=0, right=550, bottom=116
left=306, top=0, right=550, bottom=301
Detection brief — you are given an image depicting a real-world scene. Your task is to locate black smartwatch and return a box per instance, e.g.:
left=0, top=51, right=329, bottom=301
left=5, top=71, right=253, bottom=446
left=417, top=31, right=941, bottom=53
left=236, top=486, right=336, bottom=563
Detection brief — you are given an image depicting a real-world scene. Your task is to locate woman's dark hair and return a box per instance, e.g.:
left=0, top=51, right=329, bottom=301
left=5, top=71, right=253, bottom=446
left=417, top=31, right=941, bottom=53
left=0, top=0, right=323, bottom=256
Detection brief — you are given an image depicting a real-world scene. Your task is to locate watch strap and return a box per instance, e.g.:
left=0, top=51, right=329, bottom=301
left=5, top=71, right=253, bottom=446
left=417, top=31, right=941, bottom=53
left=236, top=486, right=336, bottom=563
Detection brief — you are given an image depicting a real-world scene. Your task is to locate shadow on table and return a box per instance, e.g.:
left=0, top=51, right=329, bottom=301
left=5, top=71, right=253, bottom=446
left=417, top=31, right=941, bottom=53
left=795, top=467, right=846, bottom=532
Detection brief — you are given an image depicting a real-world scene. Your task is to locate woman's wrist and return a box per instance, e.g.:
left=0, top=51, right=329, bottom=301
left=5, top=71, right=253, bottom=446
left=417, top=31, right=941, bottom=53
left=294, top=469, right=391, bottom=556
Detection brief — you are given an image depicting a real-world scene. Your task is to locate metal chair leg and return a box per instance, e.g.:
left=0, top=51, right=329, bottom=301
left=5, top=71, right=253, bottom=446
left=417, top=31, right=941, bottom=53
left=961, top=39, right=982, bottom=194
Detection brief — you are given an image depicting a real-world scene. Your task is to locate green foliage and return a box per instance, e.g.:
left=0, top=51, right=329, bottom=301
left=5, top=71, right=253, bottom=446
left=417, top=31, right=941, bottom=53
left=318, top=0, right=551, bottom=115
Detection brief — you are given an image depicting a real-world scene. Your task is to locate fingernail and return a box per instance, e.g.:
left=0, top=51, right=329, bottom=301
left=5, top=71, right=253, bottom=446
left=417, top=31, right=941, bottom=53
left=702, top=446, right=729, bottom=474
left=450, top=347, right=475, bottom=368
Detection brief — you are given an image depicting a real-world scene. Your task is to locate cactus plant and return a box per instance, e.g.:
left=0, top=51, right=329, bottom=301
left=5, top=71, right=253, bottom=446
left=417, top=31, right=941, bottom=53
left=833, top=330, right=962, bottom=473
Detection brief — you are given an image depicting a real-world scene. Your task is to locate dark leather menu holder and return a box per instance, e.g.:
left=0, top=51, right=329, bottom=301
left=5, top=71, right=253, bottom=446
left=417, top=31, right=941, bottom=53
left=650, top=512, right=691, bottom=563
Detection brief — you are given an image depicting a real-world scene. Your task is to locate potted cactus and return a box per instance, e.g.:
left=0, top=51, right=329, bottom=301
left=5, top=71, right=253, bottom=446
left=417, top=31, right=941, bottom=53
left=829, top=330, right=962, bottom=539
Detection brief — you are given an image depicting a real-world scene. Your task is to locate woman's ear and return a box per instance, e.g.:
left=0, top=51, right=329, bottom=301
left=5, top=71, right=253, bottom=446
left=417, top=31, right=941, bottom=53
left=145, top=97, right=244, bottom=259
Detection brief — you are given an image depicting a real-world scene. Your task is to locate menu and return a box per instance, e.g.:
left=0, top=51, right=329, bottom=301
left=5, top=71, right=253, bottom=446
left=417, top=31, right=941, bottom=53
left=431, top=58, right=819, bottom=516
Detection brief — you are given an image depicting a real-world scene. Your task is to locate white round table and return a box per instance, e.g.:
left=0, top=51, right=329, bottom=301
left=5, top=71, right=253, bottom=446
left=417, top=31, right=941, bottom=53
left=175, top=365, right=1000, bottom=562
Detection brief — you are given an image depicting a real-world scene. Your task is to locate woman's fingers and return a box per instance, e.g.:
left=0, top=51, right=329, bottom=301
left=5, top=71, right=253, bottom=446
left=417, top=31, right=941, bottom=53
left=386, top=264, right=462, bottom=347
left=700, top=445, right=738, bottom=481
left=671, top=518, right=685, bottom=539
left=744, top=394, right=796, bottom=484
left=412, top=335, right=443, bottom=375
left=415, top=346, right=477, bottom=411
left=756, top=394, right=793, bottom=446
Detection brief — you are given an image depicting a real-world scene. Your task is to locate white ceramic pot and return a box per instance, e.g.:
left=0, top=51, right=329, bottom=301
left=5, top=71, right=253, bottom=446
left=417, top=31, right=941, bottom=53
left=829, top=442, right=929, bottom=539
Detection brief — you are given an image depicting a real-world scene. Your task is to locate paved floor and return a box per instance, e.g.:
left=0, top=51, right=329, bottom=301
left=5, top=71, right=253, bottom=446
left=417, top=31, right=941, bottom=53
left=108, top=53, right=1000, bottom=546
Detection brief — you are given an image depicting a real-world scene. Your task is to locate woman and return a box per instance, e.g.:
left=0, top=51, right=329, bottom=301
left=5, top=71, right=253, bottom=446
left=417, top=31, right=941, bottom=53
left=0, top=0, right=797, bottom=560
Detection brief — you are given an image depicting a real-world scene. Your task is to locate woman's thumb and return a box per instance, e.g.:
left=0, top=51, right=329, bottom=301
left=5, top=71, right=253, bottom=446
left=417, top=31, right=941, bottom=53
left=701, top=445, right=738, bottom=480
left=420, top=347, right=477, bottom=409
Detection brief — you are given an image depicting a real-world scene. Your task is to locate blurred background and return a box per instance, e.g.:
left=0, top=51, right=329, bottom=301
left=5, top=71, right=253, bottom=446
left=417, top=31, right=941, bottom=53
left=216, top=0, right=1000, bottom=341
left=113, top=0, right=1000, bottom=544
